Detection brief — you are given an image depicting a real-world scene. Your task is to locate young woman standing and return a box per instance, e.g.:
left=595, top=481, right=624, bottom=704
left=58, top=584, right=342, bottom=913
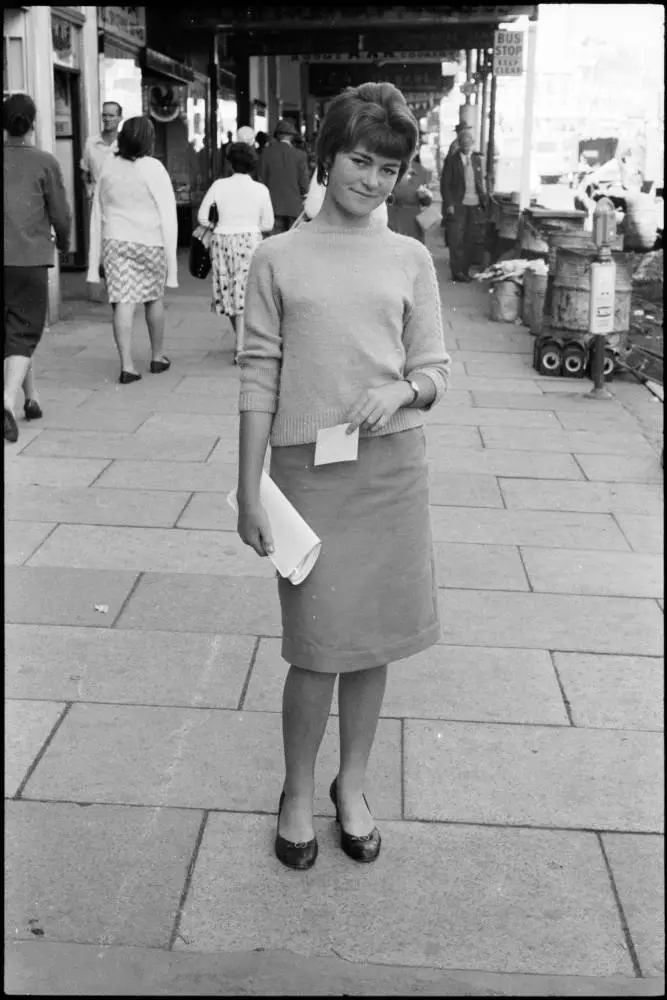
left=236, top=83, right=450, bottom=870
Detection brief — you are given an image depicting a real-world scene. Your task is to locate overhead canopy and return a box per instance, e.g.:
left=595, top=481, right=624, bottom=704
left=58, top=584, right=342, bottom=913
left=174, top=5, right=538, bottom=55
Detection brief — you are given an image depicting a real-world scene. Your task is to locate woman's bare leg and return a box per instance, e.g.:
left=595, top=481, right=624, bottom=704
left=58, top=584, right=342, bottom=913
left=279, top=665, right=337, bottom=843
left=4, top=356, right=31, bottom=415
left=112, top=302, right=137, bottom=372
left=145, top=298, right=167, bottom=363
left=234, top=312, right=245, bottom=357
left=22, top=362, right=38, bottom=404
left=336, top=664, right=388, bottom=835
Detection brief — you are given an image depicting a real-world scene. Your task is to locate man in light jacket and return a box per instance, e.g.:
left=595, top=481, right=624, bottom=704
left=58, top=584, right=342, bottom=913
left=440, top=126, right=488, bottom=282
left=256, top=119, right=310, bottom=233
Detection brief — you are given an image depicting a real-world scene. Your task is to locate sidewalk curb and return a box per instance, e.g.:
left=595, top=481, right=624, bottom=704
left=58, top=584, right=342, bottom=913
left=5, top=942, right=665, bottom=996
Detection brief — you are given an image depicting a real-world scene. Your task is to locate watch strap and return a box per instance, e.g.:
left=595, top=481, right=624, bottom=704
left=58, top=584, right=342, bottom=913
left=406, top=379, right=419, bottom=404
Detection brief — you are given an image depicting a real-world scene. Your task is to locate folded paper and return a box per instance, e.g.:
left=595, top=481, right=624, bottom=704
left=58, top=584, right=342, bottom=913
left=314, top=423, right=359, bottom=466
left=227, top=472, right=322, bottom=585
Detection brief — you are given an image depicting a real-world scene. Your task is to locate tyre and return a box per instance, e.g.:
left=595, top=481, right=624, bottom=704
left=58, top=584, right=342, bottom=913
left=536, top=339, right=563, bottom=376
left=587, top=347, right=617, bottom=382
left=562, top=342, right=587, bottom=378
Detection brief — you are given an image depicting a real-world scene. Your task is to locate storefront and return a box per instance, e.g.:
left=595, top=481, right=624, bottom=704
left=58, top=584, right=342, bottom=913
left=97, top=6, right=145, bottom=119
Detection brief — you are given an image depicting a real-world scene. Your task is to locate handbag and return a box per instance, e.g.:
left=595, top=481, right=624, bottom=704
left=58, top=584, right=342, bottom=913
left=415, top=203, right=442, bottom=234
left=188, top=203, right=219, bottom=280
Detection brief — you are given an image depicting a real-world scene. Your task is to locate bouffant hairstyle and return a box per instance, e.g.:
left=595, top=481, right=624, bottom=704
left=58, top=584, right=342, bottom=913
left=3, top=93, right=36, bottom=137
left=116, top=116, right=155, bottom=160
left=315, top=82, right=419, bottom=184
left=226, top=141, right=257, bottom=174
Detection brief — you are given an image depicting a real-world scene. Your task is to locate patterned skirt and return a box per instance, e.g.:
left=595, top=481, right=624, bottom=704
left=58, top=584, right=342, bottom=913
left=102, top=239, right=167, bottom=304
left=210, top=231, right=263, bottom=317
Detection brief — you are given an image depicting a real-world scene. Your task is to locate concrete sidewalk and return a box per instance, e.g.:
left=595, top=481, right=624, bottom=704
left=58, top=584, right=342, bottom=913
left=4, top=237, right=664, bottom=996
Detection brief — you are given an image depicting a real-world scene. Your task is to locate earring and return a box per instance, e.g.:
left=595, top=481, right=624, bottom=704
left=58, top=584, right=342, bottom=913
left=386, top=193, right=395, bottom=206
left=322, top=170, right=329, bottom=187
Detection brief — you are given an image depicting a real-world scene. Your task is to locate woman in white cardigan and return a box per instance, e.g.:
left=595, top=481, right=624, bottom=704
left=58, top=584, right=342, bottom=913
left=198, top=142, right=274, bottom=363
left=87, top=117, right=178, bottom=384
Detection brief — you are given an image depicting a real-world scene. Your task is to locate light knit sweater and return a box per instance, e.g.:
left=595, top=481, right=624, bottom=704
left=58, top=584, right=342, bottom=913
left=87, top=154, right=178, bottom=286
left=238, top=218, right=451, bottom=446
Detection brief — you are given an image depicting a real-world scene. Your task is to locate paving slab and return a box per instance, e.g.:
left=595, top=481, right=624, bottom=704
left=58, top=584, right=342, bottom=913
left=553, top=654, right=664, bottom=731
left=613, top=514, right=664, bottom=554
left=555, top=409, right=648, bottom=432
left=602, top=833, right=665, bottom=977
left=26, top=524, right=274, bottom=578
left=97, top=391, right=241, bottom=415
left=575, top=453, right=662, bottom=483
left=405, top=720, right=662, bottom=832
left=22, top=387, right=94, bottom=408
left=4, top=521, right=56, bottom=565
left=116, top=572, right=281, bottom=635
left=175, top=375, right=244, bottom=395
left=434, top=541, right=529, bottom=589
left=4, top=427, right=44, bottom=453
left=4, top=567, right=139, bottom=627
left=520, top=548, right=663, bottom=598
left=455, top=336, right=534, bottom=354
left=425, top=425, right=484, bottom=451
left=4, top=486, right=190, bottom=528
left=5, top=942, right=664, bottom=998
left=136, top=412, right=239, bottom=436
left=21, top=429, right=218, bottom=463
left=5, top=625, right=254, bottom=709
left=20, top=405, right=148, bottom=432
left=464, top=358, right=540, bottom=378
left=434, top=390, right=474, bottom=407
left=22, top=705, right=401, bottom=818
left=499, top=479, right=664, bottom=515
left=438, top=590, right=663, bottom=656
left=428, top=449, right=583, bottom=479
left=429, top=507, right=629, bottom=550
left=426, top=407, right=559, bottom=428
left=446, top=377, right=545, bottom=394
left=481, top=427, right=654, bottom=455
left=245, top=638, right=569, bottom=725
left=5, top=700, right=66, bottom=796
left=95, top=459, right=239, bottom=492
left=5, top=801, right=201, bottom=948
left=471, top=392, right=628, bottom=412
left=537, top=379, right=601, bottom=394
left=177, top=813, right=632, bottom=977
left=2, top=457, right=111, bottom=489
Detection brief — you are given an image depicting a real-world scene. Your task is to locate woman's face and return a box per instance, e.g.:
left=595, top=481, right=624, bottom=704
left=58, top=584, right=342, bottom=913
left=327, top=145, right=401, bottom=217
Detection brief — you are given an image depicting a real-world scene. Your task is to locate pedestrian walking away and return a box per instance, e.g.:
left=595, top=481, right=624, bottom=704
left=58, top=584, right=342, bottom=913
left=440, top=126, right=488, bottom=281
left=80, top=100, right=122, bottom=200
left=197, top=142, right=274, bottom=362
left=3, top=93, right=71, bottom=444
left=256, top=119, right=310, bottom=233
left=386, top=148, right=434, bottom=244
left=236, top=81, right=451, bottom=871
left=87, top=116, right=178, bottom=384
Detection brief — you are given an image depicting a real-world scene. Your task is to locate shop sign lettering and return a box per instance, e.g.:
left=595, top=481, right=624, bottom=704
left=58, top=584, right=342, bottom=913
left=98, top=6, right=147, bottom=48
left=295, top=50, right=458, bottom=63
left=493, top=30, right=524, bottom=76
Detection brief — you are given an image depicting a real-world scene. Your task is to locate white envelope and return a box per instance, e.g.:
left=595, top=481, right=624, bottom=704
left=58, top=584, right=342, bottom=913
left=227, top=472, right=322, bottom=585
left=314, top=423, right=359, bottom=466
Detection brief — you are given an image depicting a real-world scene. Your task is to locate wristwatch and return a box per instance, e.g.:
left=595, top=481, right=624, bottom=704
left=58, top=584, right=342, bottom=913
left=405, top=379, right=420, bottom=405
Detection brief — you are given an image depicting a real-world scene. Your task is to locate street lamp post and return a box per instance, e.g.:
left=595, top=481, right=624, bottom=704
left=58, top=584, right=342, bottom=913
left=587, top=197, right=617, bottom=400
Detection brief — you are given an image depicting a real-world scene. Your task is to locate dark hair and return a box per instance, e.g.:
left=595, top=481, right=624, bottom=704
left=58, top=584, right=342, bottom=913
left=116, top=116, right=155, bottom=160
left=255, top=130, right=268, bottom=149
left=226, top=141, right=257, bottom=174
left=3, top=93, right=36, bottom=137
left=315, top=82, right=418, bottom=184
left=103, top=101, right=123, bottom=117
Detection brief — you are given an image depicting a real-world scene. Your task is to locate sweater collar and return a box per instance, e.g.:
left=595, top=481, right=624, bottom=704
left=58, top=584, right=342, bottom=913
left=306, top=216, right=386, bottom=237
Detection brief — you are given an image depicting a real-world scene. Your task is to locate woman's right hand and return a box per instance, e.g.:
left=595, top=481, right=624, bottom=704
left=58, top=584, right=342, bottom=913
left=237, top=501, right=275, bottom=558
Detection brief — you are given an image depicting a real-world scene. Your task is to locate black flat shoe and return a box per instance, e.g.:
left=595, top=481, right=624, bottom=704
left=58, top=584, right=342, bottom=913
left=23, top=399, right=43, bottom=421
left=119, top=371, right=142, bottom=385
left=150, top=357, right=171, bottom=374
left=275, top=791, right=318, bottom=870
left=329, top=777, right=381, bottom=863
left=4, top=408, right=19, bottom=443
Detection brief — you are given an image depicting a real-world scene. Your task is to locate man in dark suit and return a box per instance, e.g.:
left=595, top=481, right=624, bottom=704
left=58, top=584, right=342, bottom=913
left=257, top=119, right=309, bottom=233
left=440, top=127, right=488, bottom=282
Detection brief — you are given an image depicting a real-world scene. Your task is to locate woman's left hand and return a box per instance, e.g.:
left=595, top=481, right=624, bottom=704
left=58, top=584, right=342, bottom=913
left=345, top=382, right=412, bottom=434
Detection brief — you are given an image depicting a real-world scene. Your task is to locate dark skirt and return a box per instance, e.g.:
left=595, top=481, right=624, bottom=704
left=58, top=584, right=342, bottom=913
left=3, top=266, right=49, bottom=359
left=269, top=428, right=441, bottom=673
